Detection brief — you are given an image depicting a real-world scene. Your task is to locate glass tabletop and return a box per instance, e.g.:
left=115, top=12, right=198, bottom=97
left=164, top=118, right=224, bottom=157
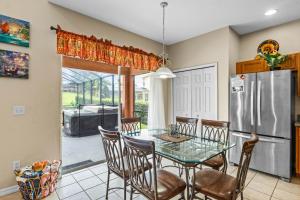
left=127, top=129, right=235, bottom=164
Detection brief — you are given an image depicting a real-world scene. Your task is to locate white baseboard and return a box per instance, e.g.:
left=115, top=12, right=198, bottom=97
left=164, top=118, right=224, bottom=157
left=0, top=185, right=19, bottom=197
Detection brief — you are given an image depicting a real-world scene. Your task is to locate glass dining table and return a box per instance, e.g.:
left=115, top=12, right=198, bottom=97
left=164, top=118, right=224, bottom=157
left=126, top=128, right=236, bottom=199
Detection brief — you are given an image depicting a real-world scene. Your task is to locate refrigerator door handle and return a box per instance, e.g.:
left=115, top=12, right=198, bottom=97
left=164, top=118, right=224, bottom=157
left=257, top=80, right=262, bottom=126
left=259, top=137, right=285, bottom=144
left=250, top=81, right=254, bottom=126
left=232, top=132, right=251, bottom=139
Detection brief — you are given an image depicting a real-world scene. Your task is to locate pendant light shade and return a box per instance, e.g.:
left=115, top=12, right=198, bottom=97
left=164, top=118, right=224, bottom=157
left=154, top=1, right=176, bottom=79
left=154, top=66, right=176, bottom=79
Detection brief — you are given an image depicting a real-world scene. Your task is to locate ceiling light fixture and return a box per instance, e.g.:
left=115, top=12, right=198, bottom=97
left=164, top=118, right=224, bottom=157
left=265, top=9, right=277, bottom=16
left=154, top=1, right=176, bottom=79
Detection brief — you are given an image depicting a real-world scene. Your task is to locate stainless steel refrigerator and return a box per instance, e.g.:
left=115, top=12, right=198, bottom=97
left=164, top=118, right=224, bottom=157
left=229, top=70, right=294, bottom=181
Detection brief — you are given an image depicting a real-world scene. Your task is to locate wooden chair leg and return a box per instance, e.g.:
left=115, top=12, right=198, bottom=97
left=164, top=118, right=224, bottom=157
left=105, top=169, right=110, bottom=200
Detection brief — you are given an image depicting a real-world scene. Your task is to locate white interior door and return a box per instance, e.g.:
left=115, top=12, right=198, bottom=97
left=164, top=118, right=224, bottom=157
left=173, top=65, right=217, bottom=122
left=173, top=71, right=191, bottom=120
left=191, top=67, right=217, bottom=120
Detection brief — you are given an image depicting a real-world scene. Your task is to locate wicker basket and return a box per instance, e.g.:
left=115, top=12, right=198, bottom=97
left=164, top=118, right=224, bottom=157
left=15, top=161, right=61, bottom=200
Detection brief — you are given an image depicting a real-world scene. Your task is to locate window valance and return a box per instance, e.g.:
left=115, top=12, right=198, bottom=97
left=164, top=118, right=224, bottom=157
left=54, top=25, right=160, bottom=71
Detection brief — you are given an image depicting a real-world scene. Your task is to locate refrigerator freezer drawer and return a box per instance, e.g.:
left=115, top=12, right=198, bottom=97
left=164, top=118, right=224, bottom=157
left=229, top=132, right=291, bottom=179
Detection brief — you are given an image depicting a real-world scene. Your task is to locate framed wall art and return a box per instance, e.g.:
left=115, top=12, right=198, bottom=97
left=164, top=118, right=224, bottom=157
left=0, top=14, right=30, bottom=47
left=0, top=49, right=29, bottom=79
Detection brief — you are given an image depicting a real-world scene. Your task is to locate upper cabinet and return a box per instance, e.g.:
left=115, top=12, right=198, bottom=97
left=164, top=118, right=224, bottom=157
left=236, top=52, right=300, bottom=95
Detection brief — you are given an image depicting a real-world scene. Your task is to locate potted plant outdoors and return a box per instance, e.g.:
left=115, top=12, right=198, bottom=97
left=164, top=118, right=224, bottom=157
left=258, top=51, right=288, bottom=71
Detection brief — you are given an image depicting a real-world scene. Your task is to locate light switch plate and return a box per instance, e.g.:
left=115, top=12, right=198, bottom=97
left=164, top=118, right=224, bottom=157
left=13, top=106, right=25, bottom=115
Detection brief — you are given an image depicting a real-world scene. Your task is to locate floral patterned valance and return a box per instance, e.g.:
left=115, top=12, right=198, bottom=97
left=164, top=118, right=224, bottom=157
left=54, top=25, right=160, bottom=71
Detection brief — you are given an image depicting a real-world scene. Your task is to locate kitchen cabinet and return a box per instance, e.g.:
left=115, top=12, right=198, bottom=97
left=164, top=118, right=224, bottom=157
left=236, top=53, right=300, bottom=96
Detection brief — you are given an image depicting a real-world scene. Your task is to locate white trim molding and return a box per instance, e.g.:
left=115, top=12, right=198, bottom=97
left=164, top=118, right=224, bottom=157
left=172, top=62, right=218, bottom=73
left=0, top=185, right=19, bottom=197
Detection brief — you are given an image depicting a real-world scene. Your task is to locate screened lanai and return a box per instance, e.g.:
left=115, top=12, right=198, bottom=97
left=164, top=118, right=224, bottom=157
left=62, top=67, right=121, bottom=108
left=61, top=67, right=122, bottom=170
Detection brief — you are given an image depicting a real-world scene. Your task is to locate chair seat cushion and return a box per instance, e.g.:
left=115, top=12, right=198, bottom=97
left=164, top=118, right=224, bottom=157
left=156, top=170, right=186, bottom=200
left=138, top=169, right=186, bottom=200
left=202, top=154, right=224, bottom=168
left=194, top=168, right=237, bottom=200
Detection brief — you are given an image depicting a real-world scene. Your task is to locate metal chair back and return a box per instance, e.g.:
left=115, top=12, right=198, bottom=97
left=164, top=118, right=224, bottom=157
left=123, top=135, right=157, bottom=200
left=236, top=133, right=259, bottom=193
left=122, top=117, right=142, bottom=135
left=176, top=116, right=198, bottom=136
left=98, top=126, right=125, bottom=178
left=201, top=119, right=230, bottom=144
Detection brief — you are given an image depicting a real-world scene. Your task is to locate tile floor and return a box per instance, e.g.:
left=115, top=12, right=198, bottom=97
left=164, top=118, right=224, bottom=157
left=1, top=161, right=300, bottom=200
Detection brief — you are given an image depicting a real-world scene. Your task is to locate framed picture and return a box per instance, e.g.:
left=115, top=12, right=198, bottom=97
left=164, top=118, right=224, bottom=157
left=0, top=14, right=30, bottom=47
left=0, top=49, right=29, bottom=79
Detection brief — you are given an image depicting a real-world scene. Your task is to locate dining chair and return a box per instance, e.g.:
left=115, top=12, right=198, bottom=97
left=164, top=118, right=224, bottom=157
left=123, top=135, right=187, bottom=200
left=98, top=126, right=128, bottom=200
left=201, top=119, right=230, bottom=172
left=176, top=116, right=199, bottom=136
left=191, top=133, right=259, bottom=200
left=121, top=117, right=142, bottom=135
left=99, top=126, right=151, bottom=200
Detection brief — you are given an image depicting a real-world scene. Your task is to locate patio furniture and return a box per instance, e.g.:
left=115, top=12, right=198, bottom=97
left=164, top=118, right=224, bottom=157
left=123, top=135, right=187, bottom=200
left=63, top=105, right=118, bottom=137
left=191, top=133, right=258, bottom=200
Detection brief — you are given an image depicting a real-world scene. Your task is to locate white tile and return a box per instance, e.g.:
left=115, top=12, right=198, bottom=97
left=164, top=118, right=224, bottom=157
left=99, top=192, right=121, bottom=200
left=64, top=192, right=90, bottom=200
left=97, top=172, right=118, bottom=182
left=57, top=175, right=76, bottom=188
left=247, top=178, right=277, bottom=195
left=273, top=188, right=300, bottom=200
left=86, top=183, right=108, bottom=200
left=56, top=183, right=83, bottom=199
left=45, top=192, right=59, bottom=200
left=73, top=170, right=95, bottom=181
left=78, top=176, right=103, bottom=190
left=89, top=164, right=107, bottom=175
left=243, top=187, right=270, bottom=200
left=275, top=179, right=300, bottom=196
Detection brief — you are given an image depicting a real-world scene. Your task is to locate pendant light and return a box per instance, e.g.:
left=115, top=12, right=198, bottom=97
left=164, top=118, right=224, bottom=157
left=154, top=1, right=176, bottom=79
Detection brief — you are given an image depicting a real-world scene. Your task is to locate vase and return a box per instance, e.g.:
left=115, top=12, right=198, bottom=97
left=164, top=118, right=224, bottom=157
left=269, top=66, right=281, bottom=71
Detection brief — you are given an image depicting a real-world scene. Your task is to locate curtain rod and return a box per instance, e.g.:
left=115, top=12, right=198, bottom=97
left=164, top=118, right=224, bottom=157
left=50, top=26, right=58, bottom=31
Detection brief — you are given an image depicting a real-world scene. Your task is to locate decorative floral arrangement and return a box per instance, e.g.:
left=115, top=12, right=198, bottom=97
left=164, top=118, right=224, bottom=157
left=256, top=39, right=288, bottom=71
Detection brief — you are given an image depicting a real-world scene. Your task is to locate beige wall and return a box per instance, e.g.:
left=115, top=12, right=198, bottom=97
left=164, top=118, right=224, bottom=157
left=0, top=0, right=161, bottom=189
left=239, top=19, right=300, bottom=61
left=167, top=27, right=232, bottom=122
left=239, top=19, right=300, bottom=115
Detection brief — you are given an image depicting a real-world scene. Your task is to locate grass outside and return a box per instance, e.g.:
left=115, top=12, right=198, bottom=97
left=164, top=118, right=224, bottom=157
left=62, top=92, right=116, bottom=107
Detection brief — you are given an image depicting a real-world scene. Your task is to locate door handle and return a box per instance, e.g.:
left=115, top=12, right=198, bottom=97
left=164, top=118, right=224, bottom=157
left=250, top=81, right=254, bottom=126
left=257, top=80, right=262, bottom=126
left=232, top=133, right=251, bottom=139
left=259, top=138, right=285, bottom=144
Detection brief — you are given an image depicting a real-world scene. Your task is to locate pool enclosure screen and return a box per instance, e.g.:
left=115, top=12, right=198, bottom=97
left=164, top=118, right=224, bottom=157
left=62, top=67, right=120, bottom=108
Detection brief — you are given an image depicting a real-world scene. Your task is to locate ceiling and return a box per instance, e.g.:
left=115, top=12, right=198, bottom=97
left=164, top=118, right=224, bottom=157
left=49, top=0, right=300, bottom=45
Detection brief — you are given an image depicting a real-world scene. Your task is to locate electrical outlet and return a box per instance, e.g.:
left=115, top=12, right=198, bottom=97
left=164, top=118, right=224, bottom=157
left=13, top=160, right=20, bottom=171
left=13, top=106, right=25, bottom=115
